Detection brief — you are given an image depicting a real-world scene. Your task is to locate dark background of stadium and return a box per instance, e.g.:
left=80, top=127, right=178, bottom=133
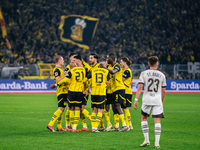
left=0, top=0, right=200, bottom=66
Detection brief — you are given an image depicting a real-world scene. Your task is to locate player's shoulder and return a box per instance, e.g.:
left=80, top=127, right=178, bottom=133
left=65, top=65, right=70, bottom=70
left=114, top=63, right=120, bottom=70
left=125, top=68, right=131, bottom=73
left=53, top=67, right=61, bottom=72
left=157, top=70, right=166, bottom=78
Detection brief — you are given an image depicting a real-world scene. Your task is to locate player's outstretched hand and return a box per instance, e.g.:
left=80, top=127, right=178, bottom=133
left=50, top=84, right=56, bottom=89
left=134, top=101, right=138, bottom=110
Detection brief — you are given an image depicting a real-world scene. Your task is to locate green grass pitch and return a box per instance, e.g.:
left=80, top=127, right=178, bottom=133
left=0, top=93, right=200, bottom=150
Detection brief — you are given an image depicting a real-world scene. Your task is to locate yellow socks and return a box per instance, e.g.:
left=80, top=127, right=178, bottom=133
left=57, top=111, right=63, bottom=129
left=119, top=114, right=126, bottom=126
left=113, top=114, right=119, bottom=128
left=70, top=110, right=74, bottom=128
left=82, top=109, right=91, bottom=121
left=65, top=109, right=70, bottom=127
left=94, top=112, right=103, bottom=129
left=124, top=109, right=131, bottom=126
left=103, top=109, right=111, bottom=125
left=73, top=110, right=80, bottom=129
left=80, top=112, right=87, bottom=128
left=91, top=112, right=96, bottom=129
left=100, top=118, right=104, bottom=127
left=48, top=109, right=63, bottom=126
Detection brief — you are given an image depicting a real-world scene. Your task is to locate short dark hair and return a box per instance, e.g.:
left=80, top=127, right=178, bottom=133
left=148, top=56, right=159, bottom=66
left=108, top=53, right=116, bottom=60
left=54, top=55, right=62, bottom=63
left=69, top=52, right=77, bottom=58
left=121, top=57, right=132, bottom=66
left=90, top=53, right=99, bottom=59
left=74, top=54, right=82, bottom=60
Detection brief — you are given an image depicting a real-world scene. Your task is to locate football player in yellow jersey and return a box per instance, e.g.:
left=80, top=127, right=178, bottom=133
left=64, top=52, right=78, bottom=131
left=62, top=54, right=88, bottom=132
left=102, top=53, right=128, bottom=132
left=85, top=58, right=110, bottom=132
left=78, top=53, right=100, bottom=131
left=120, top=57, right=133, bottom=131
left=50, top=52, right=78, bottom=131
left=47, top=55, right=70, bottom=132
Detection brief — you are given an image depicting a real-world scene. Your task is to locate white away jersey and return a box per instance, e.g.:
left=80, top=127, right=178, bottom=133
left=139, top=69, right=166, bottom=105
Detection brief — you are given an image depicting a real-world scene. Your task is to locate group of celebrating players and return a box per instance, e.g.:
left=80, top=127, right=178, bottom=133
left=46, top=52, right=166, bottom=148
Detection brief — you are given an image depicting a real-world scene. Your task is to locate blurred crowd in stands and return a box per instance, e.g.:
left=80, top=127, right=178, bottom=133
left=0, top=0, right=199, bottom=67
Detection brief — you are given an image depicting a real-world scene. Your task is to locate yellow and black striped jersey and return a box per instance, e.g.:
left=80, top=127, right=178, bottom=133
left=66, top=67, right=88, bottom=92
left=111, top=63, right=125, bottom=92
left=87, top=68, right=110, bottom=96
left=82, top=61, right=91, bottom=71
left=122, top=68, right=132, bottom=95
left=53, top=67, right=68, bottom=96
left=89, top=63, right=99, bottom=71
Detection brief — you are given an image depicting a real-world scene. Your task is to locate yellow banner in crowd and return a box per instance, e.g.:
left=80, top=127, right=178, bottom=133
left=0, top=7, right=11, bottom=49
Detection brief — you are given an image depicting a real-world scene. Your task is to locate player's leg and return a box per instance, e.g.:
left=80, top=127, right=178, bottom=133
left=57, top=94, right=67, bottom=131
left=140, top=105, right=151, bottom=147
left=72, top=106, right=80, bottom=132
left=104, top=94, right=112, bottom=131
left=47, top=94, right=65, bottom=132
left=91, top=107, right=97, bottom=132
left=154, top=118, right=161, bottom=148
left=79, top=104, right=89, bottom=131
left=152, top=105, right=164, bottom=148
left=103, top=109, right=112, bottom=131
left=124, top=94, right=133, bottom=130
left=93, top=108, right=103, bottom=132
left=56, top=107, right=65, bottom=131
left=81, top=95, right=91, bottom=121
left=65, top=94, right=71, bottom=130
left=114, top=90, right=128, bottom=131
left=112, top=103, right=120, bottom=131
left=115, top=103, right=128, bottom=131
left=65, top=106, right=72, bottom=130
left=69, top=106, right=75, bottom=131
left=47, top=107, right=64, bottom=132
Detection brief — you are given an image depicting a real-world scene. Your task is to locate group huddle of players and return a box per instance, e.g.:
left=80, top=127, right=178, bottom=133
left=47, top=52, right=133, bottom=133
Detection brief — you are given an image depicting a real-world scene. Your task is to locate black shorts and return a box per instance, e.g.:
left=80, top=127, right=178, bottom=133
left=57, top=94, right=68, bottom=107
left=106, top=93, right=113, bottom=105
left=113, top=90, right=125, bottom=104
left=67, top=91, right=84, bottom=108
left=91, top=95, right=106, bottom=109
left=121, top=94, right=132, bottom=108
left=82, top=94, right=88, bottom=106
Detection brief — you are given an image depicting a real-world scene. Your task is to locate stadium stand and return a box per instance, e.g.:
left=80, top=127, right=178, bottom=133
left=0, top=0, right=199, bottom=79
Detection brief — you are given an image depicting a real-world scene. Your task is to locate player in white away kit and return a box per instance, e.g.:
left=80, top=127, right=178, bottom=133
left=134, top=56, right=166, bottom=149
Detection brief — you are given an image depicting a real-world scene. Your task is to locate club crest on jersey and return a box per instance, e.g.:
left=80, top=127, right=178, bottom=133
left=70, top=18, right=86, bottom=42
left=55, top=72, right=58, bottom=76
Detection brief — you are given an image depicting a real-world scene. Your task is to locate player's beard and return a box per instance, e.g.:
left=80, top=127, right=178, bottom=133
left=90, top=61, right=94, bottom=65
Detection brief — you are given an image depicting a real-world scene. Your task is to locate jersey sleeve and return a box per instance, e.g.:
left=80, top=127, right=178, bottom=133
left=66, top=72, right=72, bottom=79
left=123, top=70, right=131, bottom=79
left=83, top=61, right=91, bottom=71
left=162, top=75, right=167, bottom=88
left=138, top=72, right=144, bottom=84
left=54, top=68, right=60, bottom=77
left=114, top=64, right=120, bottom=72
